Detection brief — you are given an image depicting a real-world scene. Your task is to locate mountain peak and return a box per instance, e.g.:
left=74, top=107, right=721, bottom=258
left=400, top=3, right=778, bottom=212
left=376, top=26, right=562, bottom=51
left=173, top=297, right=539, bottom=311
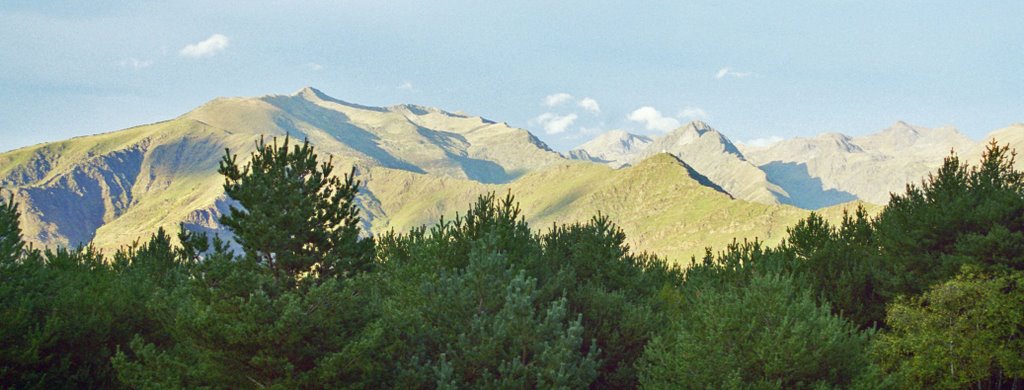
left=633, top=153, right=732, bottom=197
left=572, top=130, right=653, bottom=168
left=685, top=119, right=712, bottom=132
left=660, top=121, right=744, bottom=155
left=294, top=86, right=326, bottom=99
left=635, top=152, right=685, bottom=167
left=603, top=129, right=632, bottom=138
left=291, top=86, right=348, bottom=105
left=881, top=121, right=926, bottom=137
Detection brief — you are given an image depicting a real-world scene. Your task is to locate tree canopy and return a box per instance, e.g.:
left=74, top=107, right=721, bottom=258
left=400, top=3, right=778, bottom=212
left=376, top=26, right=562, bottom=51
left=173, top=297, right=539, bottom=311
left=1, top=138, right=1022, bottom=388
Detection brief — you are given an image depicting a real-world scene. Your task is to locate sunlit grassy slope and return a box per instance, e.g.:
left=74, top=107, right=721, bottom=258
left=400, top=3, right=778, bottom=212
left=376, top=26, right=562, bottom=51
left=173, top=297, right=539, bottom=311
left=0, top=87, right=884, bottom=265
left=360, top=153, right=880, bottom=264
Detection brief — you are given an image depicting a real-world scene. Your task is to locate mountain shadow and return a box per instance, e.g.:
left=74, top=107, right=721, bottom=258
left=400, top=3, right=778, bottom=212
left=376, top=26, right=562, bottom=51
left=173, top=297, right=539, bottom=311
left=664, top=153, right=733, bottom=198
left=263, top=95, right=427, bottom=174
left=760, top=161, right=857, bottom=210
left=413, top=126, right=510, bottom=184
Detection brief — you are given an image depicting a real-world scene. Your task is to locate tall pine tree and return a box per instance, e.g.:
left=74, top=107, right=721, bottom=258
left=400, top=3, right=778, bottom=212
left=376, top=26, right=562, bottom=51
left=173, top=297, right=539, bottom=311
left=0, top=193, right=25, bottom=263
left=218, top=135, right=373, bottom=281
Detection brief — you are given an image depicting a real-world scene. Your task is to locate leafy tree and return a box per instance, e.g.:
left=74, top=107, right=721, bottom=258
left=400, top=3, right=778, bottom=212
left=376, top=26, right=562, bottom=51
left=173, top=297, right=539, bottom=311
left=874, top=267, right=1024, bottom=389
left=218, top=135, right=373, bottom=280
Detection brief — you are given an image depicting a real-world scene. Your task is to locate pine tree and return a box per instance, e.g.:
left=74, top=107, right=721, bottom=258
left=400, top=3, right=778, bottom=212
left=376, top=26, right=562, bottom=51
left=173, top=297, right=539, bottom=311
left=873, top=142, right=1024, bottom=301
left=218, top=135, right=373, bottom=281
left=639, top=272, right=875, bottom=389
left=0, top=193, right=25, bottom=263
left=114, top=136, right=378, bottom=388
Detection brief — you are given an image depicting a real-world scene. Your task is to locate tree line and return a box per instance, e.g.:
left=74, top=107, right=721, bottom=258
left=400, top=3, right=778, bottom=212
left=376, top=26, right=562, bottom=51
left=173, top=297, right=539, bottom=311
left=1, top=136, right=1022, bottom=389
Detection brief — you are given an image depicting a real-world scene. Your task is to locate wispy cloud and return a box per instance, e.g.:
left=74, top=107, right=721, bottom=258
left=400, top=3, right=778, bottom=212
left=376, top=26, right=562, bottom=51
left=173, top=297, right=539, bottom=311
left=743, top=136, right=784, bottom=148
left=578, top=97, right=600, bottom=113
left=534, top=112, right=578, bottom=134
left=180, top=34, right=230, bottom=58
left=579, top=126, right=604, bottom=136
left=678, top=106, right=707, bottom=119
left=305, top=62, right=324, bottom=71
left=715, top=67, right=752, bottom=80
left=397, top=81, right=415, bottom=91
left=118, top=58, right=152, bottom=70
left=543, top=92, right=573, bottom=107
left=628, top=107, right=680, bottom=132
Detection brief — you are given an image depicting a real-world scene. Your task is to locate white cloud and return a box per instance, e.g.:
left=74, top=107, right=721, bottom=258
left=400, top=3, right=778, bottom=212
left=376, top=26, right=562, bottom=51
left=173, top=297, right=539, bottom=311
left=678, top=106, right=707, bottom=119
left=715, top=67, right=752, bottom=80
left=118, top=58, right=152, bottom=70
left=534, top=112, right=578, bottom=134
left=579, top=126, right=604, bottom=136
left=628, top=106, right=680, bottom=132
left=180, top=34, right=230, bottom=58
left=743, top=136, right=784, bottom=148
left=578, top=97, right=600, bottom=113
left=305, top=62, right=324, bottom=71
left=397, top=81, right=415, bottom=91
left=544, top=93, right=573, bottom=107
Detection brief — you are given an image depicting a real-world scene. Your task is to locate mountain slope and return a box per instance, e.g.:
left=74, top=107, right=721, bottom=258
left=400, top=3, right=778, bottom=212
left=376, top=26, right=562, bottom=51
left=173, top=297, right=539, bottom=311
left=969, top=124, right=1024, bottom=169
left=634, top=121, right=790, bottom=205
left=570, top=130, right=653, bottom=168
left=1, top=87, right=566, bottom=248
left=358, top=153, right=874, bottom=262
left=186, top=87, right=566, bottom=183
left=0, top=87, right=885, bottom=264
left=510, top=153, right=802, bottom=260
left=0, top=119, right=236, bottom=248
left=745, top=121, right=977, bottom=204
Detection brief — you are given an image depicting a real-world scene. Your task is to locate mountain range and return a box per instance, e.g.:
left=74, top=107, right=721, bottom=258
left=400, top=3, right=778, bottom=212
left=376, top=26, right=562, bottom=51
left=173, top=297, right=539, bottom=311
left=571, top=119, right=1022, bottom=208
left=1, top=87, right=1019, bottom=263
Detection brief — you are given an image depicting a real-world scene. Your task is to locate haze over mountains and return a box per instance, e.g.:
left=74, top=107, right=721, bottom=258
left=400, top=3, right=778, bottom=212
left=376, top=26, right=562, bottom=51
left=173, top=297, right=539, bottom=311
left=571, top=119, right=1020, bottom=208
left=743, top=121, right=977, bottom=205
left=0, top=87, right=1019, bottom=262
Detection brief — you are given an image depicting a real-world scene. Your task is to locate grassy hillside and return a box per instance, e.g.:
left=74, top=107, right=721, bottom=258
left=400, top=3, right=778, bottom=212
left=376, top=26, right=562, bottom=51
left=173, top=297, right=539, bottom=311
left=0, top=88, right=884, bottom=266
left=2, top=127, right=878, bottom=265
left=357, top=154, right=879, bottom=264
left=0, top=88, right=566, bottom=249
left=511, top=154, right=831, bottom=262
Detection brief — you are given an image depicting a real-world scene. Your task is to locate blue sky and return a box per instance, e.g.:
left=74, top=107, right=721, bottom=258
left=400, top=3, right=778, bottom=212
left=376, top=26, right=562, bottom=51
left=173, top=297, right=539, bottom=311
left=1, top=1, right=1021, bottom=152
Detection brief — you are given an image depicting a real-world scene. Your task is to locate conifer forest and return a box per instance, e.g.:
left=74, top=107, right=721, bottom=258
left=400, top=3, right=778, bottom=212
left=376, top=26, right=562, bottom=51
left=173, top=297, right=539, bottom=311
left=3, top=137, right=1023, bottom=389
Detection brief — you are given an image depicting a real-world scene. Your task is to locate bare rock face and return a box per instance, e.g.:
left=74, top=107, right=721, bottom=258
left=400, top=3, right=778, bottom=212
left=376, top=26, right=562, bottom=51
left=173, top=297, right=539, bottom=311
left=0, top=87, right=569, bottom=251
left=968, top=124, right=1024, bottom=169
left=744, top=121, right=977, bottom=205
left=570, top=130, right=653, bottom=168
left=569, top=121, right=790, bottom=205
left=2, top=84, right=1014, bottom=259
left=634, top=121, right=789, bottom=205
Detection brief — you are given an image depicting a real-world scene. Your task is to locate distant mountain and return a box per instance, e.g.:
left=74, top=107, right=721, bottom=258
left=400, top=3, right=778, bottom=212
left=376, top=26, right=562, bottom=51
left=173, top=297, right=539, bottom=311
left=969, top=124, right=1024, bottom=169
left=187, top=87, right=566, bottom=182
left=744, top=121, right=976, bottom=204
left=570, top=130, right=652, bottom=168
left=634, top=121, right=789, bottom=205
left=0, top=87, right=566, bottom=249
left=4, top=87, right=871, bottom=264
left=359, top=153, right=871, bottom=261
left=568, top=121, right=790, bottom=205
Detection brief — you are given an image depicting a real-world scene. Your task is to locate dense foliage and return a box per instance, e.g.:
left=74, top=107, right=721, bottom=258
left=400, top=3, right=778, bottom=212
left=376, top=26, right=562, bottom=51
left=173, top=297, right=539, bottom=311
left=1, top=138, right=1022, bottom=389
